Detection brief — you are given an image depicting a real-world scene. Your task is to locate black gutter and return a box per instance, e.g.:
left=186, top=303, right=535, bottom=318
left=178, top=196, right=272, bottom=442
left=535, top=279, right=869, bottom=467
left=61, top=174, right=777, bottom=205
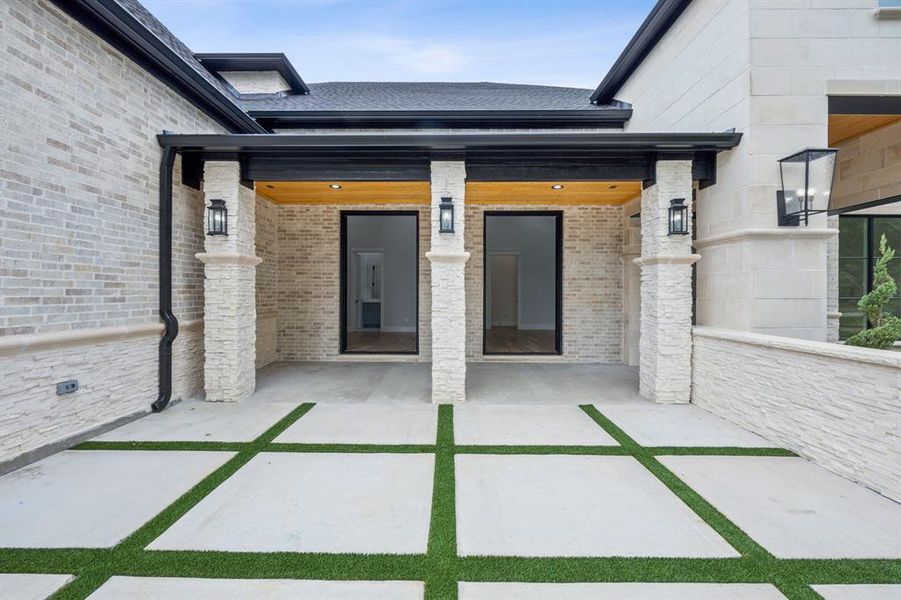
left=152, top=146, right=178, bottom=413
left=157, top=131, right=742, bottom=153
left=196, top=53, right=310, bottom=95
left=591, top=0, right=692, bottom=105
left=249, top=108, right=633, bottom=130
left=50, top=0, right=266, bottom=133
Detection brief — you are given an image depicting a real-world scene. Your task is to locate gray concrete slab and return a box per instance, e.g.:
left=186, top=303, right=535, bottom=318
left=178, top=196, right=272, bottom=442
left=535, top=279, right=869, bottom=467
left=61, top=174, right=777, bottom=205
left=466, top=363, right=640, bottom=404
left=812, top=585, right=901, bottom=600
left=0, top=450, right=233, bottom=548
left=459, top=582, right=788, bottom=599
left=252, top=362, right=431, bottom=404
left=275, top=404, right=438, bottom=445
left=659, top=456, right=901, bottom=559
left=453, top=405, right=618, bottom=446
left=455, top=455, right=738, bottom=557
left=87, top=577, right=424, bottom=600
left=597, top=404, right=773, bottom=448
left=148, top=452, right=434, bottom=554
left=94, top=400, right=298, bottom=442
left=0, top=574, right=74, bottom=600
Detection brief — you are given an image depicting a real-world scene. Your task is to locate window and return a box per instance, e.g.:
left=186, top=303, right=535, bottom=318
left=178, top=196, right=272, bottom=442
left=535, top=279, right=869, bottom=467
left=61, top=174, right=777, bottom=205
left=838, top=215, right=901, bottom=340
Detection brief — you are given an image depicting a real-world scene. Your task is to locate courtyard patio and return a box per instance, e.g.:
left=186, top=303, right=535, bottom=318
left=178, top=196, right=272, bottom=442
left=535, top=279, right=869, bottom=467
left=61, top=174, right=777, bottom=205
left=1, top=374, right=899, bottom=600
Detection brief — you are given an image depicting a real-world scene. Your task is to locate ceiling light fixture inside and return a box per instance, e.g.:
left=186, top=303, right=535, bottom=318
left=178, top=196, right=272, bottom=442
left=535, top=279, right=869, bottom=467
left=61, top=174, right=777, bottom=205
left=329, top=183, right=342, bottom=190
left=551, top=184, right=564, bottom=190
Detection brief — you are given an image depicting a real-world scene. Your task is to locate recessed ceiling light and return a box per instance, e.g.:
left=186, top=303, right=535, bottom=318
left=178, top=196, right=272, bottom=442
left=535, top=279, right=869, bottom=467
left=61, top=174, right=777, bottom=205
left=329, top=183, right=342, bottom=190
left=551, top=184, right=564, bottom=190
left=266, top=184, right=275, bottom=189
left=608, top=184, right=618, bottom=189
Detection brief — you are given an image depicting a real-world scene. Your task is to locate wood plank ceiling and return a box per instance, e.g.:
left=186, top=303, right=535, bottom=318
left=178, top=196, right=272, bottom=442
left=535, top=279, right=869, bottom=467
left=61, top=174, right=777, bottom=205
left=256, top=181, right=642, bottom=206
left=828, top=114, right=901, bottom=146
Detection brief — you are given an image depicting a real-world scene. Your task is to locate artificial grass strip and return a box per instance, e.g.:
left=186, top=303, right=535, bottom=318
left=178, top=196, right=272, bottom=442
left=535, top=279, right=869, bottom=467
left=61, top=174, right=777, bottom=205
left=648, top=446, right=796, bottom=457
left=73, top=440, right=245, bottom=452
left=455, top=444, right=630, bottom=455
left=425, top=404, right=459, bottom=600
left=267, top=443, right=435, bottom=454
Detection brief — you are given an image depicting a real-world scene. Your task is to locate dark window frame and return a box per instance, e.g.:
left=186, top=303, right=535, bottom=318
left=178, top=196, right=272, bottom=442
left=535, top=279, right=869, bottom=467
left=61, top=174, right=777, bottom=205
left=482, top=210, right=563, bottom=356
left=838, top=214, right=900, bottom=339
left=339, top=210, right=420, bottom=355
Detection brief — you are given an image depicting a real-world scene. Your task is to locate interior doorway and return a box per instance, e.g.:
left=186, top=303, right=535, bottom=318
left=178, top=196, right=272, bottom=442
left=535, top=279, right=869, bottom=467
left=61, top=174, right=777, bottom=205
left=340, top=211, right=418, bottom=354
left=483, top=211, right=562, bottom=355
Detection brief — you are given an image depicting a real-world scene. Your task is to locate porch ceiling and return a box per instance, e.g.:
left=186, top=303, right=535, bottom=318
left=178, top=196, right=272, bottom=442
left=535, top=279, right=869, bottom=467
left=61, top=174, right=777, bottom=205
left=255, top=180, right=642, bottom=205
left=828, top=114, right=901, bottom=145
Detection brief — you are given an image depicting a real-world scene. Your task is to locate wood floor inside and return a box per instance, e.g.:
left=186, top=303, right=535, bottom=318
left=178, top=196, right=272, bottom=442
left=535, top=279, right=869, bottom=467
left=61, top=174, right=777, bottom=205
left=345, top=331, right=417, bottom=353
left=485, top=326, right=557, bottom=354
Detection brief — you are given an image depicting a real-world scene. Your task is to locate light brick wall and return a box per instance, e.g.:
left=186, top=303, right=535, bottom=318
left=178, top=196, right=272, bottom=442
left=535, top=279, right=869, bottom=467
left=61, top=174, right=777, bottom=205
left=693, top=326, right=901, bottom=503
left=0, top=0, right=220, bottom=461
left=622, top=197, right=642, bottom=366
left=255, top=195, right=279, bottom=367
left=832, top=120, right=901, bottom=213
left=220, top=71, right=291, bottom=95
left=276, top=204, right=432, bottom=361
left=464, top=204, right=624, bottom=362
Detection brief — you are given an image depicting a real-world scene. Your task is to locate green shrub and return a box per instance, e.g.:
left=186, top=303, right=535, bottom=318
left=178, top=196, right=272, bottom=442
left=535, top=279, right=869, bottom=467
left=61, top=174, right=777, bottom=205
left=846, top=234, right=901, bottom=350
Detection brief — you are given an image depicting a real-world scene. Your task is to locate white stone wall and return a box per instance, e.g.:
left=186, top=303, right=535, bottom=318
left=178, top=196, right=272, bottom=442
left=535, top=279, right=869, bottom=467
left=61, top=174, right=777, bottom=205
left=276, top=204, right=432, bottom=361
left=464, top=204, right=624, bottom=362
left=616, top=0, right=901, bottom=341
left=0, top=0, right=221, bottom=462
left=622, top=197, right=642, bottom=366
left=832, top=120, right=901, bottom=213
left=428, top=162, right=469, bottom=403
left=219, top=71, right=291, bottom=95
left=692, top=326, right=901, bottom=502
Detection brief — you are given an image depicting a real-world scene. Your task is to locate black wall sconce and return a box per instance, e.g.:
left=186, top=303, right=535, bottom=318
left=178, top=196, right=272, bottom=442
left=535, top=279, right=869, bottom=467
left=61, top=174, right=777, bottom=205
left=668, top=198, right=689, bottom=235
left=207, top=199, right=228, bottom=236
left=439, top=197, right=454, bottom=233
left=777, top=148, right=838, bottom=226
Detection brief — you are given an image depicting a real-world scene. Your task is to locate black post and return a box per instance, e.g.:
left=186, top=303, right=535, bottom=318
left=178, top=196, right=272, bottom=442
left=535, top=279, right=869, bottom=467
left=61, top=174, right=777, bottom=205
left=152, top=145, right=179, bottom=412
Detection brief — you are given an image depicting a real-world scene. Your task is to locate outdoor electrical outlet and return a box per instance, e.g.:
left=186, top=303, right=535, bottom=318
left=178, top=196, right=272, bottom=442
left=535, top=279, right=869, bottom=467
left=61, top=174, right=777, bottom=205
left=56, top=380, right=79, bottom=396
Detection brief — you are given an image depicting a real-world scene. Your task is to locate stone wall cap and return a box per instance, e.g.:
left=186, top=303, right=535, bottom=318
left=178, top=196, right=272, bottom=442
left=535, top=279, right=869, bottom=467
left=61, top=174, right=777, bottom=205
left=634, top=254, right=701, bottom=266
left=196, top=252, right=263, bottom=266
left=425, top=251, right=471, bottom=263
left=693, top=326, right=901, bottom=369
left=694, top=228, right=838, bottom=249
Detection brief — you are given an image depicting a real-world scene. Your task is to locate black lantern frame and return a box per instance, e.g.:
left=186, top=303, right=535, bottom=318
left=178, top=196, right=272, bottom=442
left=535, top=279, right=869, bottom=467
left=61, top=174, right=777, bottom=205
left=439, top=197, right=455, bottom=233
left=776, top=148, right=838, bottom=227
left=207, top=198, right=228, bottom=236
left=668, top=198, right=690, bottom=236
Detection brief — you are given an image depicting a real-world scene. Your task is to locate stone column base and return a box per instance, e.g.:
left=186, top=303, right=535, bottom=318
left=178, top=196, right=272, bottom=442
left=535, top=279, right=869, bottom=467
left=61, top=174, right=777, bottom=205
left=427, top=251, right=470, bottom=404
left=197, top=252, right=262, bottom=403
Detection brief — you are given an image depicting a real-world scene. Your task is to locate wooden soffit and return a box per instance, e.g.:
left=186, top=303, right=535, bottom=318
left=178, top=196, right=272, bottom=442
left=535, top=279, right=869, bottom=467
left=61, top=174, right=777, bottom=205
left=257, top=181, right=430, bottom=204
left=466, top=181, right=642, bottom=205
left=828, top=114, right=901, bottom=145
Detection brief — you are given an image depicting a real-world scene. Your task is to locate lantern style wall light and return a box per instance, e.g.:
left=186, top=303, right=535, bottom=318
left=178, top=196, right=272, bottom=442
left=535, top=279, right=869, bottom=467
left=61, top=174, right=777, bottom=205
left=776, top=148, right=838, bottom=226
left=439, top=196, right=455, bottom=233
left=668, top=198, right=689, bottom=235
left=207, top=199, right=228, bottom=236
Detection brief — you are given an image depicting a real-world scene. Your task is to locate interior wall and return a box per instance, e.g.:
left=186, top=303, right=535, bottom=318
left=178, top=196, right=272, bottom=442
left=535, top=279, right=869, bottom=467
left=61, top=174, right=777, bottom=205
left=275, top=204, right=431, bottom=362
left=465, top=204, right=624, bottom=363
left=345, top=215, right=418, bottom=332
left=485, top=216, right=557, bottom=330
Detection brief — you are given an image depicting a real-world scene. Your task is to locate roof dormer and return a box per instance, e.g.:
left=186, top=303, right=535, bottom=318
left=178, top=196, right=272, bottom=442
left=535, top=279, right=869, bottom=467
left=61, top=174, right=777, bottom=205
left=195, top=53, right=309, bottom=96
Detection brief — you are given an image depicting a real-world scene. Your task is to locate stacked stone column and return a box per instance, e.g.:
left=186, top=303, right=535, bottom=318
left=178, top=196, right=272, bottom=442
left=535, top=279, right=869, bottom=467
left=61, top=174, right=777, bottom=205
left=636, top=160, right=699, bottom=404
left=196, top=161, right=261, bottom=402
left=426, top=161, right=469, bottom=404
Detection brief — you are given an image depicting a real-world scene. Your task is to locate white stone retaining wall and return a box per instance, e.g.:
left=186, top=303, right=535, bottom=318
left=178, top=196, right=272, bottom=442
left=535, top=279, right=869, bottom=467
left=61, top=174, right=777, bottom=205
left=464, top=204, right=623, bottom=362
left=692, top=326, right=901, bottom=502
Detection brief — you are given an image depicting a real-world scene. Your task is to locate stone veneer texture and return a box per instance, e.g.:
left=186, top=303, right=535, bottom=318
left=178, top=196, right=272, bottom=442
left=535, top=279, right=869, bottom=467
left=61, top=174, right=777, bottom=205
left=464, top=204, right=624, bottom=362
left=693, top=327, right=901, bottom=503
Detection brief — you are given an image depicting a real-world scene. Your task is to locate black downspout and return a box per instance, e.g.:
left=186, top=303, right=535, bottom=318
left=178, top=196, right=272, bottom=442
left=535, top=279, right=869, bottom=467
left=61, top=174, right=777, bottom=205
left=152, top=145, right=178, bottom=412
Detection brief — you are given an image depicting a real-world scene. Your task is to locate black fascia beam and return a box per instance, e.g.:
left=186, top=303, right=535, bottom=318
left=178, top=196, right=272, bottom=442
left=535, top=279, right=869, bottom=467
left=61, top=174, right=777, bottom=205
left=157, top=131, right=742, bottom=154
left=250, top=109, right=633, bottom=130
left=195, top=53, right=310, bottom=95
left=50, top=0, right=266, bottom=133
left=827, top=95, right=901, bottom=115
left=591, top=0, right=692, bottom=105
